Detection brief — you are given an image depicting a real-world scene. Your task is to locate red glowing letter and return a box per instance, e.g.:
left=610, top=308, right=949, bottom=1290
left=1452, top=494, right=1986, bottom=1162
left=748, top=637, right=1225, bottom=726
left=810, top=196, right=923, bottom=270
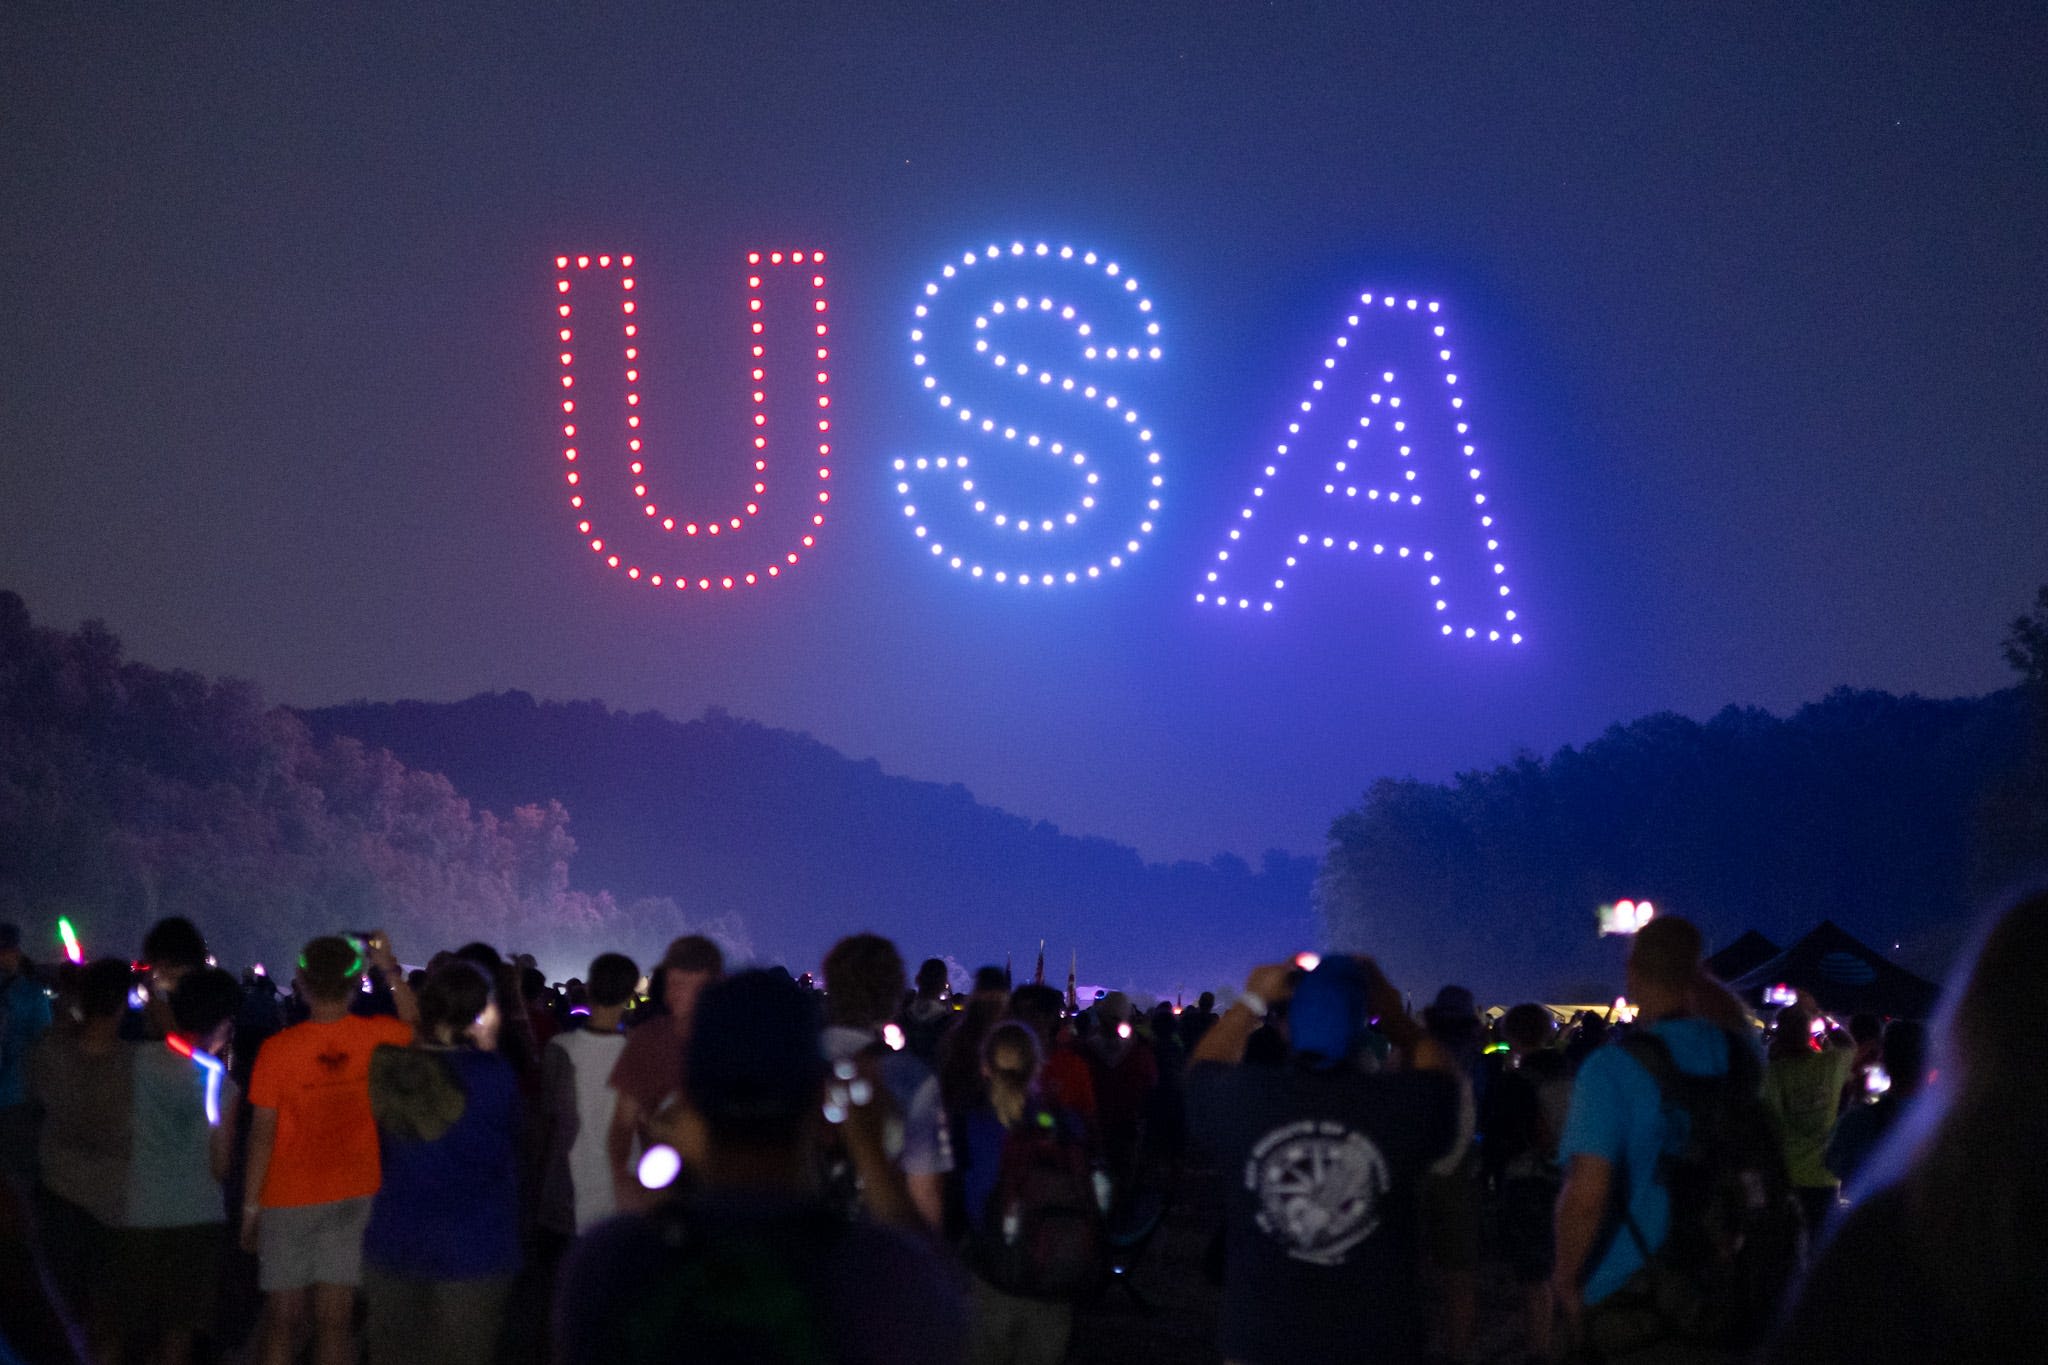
left=551, top=250, right=833, bottom=592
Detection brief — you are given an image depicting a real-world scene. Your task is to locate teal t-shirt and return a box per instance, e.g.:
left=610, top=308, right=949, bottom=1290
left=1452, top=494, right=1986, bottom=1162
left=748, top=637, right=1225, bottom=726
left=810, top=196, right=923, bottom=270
left=126, top=1044, right=234, bottom=1228
left=0, top=975, right=53, bottom=1108
left=1556, top=1017, right=1738, bottom=1304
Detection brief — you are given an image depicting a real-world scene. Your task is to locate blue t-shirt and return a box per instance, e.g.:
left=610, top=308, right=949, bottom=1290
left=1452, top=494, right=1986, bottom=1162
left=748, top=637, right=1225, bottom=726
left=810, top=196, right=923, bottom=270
left=958, top=1103, right=1088, bottom=1236
left=0, top=974, right=53, bottom=1108
left=1556, top=1017, right=1739, bottom=1305
left=363, top=1049, right=521, bottom=1280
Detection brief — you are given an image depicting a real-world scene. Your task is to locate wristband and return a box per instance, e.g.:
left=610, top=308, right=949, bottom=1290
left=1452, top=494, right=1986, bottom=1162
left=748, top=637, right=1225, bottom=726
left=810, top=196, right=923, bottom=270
left=1238, top=991, right=1270, bottom=1021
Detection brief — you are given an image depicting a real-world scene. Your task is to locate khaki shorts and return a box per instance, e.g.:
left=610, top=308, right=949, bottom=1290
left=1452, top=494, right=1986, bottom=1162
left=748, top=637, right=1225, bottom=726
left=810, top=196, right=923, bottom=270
left=258, top=1195, right=373, bottom=1291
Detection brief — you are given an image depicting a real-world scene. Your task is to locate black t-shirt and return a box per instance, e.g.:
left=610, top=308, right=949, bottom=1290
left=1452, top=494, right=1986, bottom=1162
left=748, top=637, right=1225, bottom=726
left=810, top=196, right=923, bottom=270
left=554, top=1191, right=967, bottom=1365
left=1765, top=1183, right=2041, bottom=1365
left=1187, top=1061, right=1459, bottom=1365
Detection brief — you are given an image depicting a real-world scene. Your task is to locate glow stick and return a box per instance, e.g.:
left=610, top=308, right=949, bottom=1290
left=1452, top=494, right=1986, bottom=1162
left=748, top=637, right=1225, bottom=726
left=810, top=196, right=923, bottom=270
left=57, top=918, right=82, bottom=965
left=166, top=1035, right=227, bottom=1127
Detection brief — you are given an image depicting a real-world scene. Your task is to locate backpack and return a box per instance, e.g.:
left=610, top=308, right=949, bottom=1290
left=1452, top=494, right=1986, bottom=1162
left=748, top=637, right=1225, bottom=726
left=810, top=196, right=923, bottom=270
left=612, top=1200, right=846, bottom=1365
left=815, top=1038, right=908, bottom=1222
left=1588, top=1030, right=1805, bottom=1356
left=967, top=1106, right=1109, bottom=1301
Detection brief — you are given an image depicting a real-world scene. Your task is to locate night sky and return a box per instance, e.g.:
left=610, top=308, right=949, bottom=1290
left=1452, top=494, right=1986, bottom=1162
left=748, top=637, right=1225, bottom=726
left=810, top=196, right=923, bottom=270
left=4, top=3, right=2043, bottom=866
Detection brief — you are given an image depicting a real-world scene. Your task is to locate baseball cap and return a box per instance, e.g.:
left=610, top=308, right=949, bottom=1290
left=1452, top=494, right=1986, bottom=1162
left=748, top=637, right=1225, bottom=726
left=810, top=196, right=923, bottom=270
left=1290, top=957, right=1369, bottom=1069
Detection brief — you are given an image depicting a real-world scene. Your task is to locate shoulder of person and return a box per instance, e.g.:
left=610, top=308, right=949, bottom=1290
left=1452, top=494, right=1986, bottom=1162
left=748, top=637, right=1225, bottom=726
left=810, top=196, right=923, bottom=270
left=881, top=1046, right=939, bottom=1091
left=365, top=1013, right=415, bottom=1042
left=1182, top=1057, right=1250, bottom=1095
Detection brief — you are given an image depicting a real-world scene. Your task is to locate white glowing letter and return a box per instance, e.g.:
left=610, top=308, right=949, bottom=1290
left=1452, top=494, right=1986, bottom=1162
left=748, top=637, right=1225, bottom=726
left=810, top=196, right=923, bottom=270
left=893, top=241, right=1165, bottom=589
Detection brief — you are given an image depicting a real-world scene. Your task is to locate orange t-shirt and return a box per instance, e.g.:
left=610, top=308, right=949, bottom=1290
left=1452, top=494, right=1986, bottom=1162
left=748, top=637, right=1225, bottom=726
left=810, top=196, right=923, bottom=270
left=248, top=1013, right=414, bottom=1208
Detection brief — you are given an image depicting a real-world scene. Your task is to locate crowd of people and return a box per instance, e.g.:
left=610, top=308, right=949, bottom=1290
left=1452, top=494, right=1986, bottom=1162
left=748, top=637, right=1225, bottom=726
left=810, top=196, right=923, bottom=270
left=0, top=888, right=2040, bottom=1365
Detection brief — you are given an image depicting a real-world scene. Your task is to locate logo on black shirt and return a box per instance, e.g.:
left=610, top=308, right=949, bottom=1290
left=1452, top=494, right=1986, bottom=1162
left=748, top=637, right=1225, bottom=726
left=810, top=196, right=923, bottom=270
left=1245, top=1119, right=1391, bottom=1266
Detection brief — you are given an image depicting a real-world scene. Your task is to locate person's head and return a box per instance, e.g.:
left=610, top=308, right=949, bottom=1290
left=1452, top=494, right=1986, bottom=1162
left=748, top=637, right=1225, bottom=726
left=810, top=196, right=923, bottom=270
left=170, top=966, right=242, bottom=1052
left=1625, top=914, right=1706, bottom=1012
left=1197, top=990, right=1216, bottom=1013
left=418, top=959, right=499, bottom=1050
left=655, top=935, right=724, bottom=1022
left=1890, top=891, right=2048, bottom=1335
left=1933, top=892, right=2048, bottom=1104
left=76, top=957, right=133, bottom=1023
left=684, top=970, right=827, bottom=1156
left=981, top=1020, right=1042, bottom=1127
left=1882, top=1018, right=1929, bottom=1098
left=1769, top=1005, right=1816, bottom=1060
left=143, top=916, right=208, bottom=987
left=1008, top=983, right=1065, bottom=1044
left=586, top=952, right=640, bottom=1011
left=822, top=933, right=904, bottom=1030
left=297, top=935, right=365, bottom=1007
left=520, top=965, right=548, bottom=1005
left=971, top=965, right=1008, bottom=1000
left=1422, top=984, right=1481, bottom=1047
left=1094, top=991, right=1133, bottom=1025
left=1500, top=1002, right=1556, bottom=1055
left=914, top=958, right=949, bottom=1000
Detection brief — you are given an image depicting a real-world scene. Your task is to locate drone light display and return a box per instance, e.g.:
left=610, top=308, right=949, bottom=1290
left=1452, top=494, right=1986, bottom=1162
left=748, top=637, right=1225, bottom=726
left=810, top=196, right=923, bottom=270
left=547, top=241, right=1530, bottom=642
left=893, top=240, right=1165, bottom=588
left=1195, top=292, right=1521, bottom=644
left=553, top=250, right=832, bottom=591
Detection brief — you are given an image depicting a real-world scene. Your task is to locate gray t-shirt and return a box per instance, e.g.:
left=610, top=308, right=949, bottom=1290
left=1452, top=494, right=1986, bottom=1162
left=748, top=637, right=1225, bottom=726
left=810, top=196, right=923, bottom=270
left=126, top=1043, right=234, bottom=1228
left=31, top=1034, right=132, bottom=1225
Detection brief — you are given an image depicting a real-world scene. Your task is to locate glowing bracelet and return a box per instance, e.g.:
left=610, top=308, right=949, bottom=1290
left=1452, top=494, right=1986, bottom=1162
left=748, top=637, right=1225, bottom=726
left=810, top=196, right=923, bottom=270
left=166, top=1034, right=227, bottom=1127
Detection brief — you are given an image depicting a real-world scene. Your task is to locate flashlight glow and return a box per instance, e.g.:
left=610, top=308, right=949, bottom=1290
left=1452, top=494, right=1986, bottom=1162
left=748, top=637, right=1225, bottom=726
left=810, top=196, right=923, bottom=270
left=637, top=1144, right=682, bottom=1190
left=57, top=918, right=81, bottom=965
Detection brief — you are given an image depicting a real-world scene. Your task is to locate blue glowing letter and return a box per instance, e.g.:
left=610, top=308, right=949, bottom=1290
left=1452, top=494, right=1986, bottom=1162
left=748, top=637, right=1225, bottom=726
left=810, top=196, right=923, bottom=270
left=1196, top=292, right=1524, bottom=643
left=893, top=241, right=1165, bottom=588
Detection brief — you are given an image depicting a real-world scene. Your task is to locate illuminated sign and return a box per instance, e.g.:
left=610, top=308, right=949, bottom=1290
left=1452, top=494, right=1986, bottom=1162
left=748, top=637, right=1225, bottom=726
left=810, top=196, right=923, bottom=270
left=547, top=244, right=1530, bottom=642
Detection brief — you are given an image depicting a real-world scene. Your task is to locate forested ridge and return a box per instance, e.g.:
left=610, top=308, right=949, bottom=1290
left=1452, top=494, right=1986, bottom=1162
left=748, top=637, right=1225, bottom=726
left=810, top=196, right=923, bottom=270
left=6, top=583, right=2042, bottom=998
left=1322, top=589, right=2048, bottom=998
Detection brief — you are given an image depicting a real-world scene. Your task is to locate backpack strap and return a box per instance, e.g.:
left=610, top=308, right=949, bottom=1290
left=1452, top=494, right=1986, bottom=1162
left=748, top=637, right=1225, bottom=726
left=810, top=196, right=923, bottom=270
left=1617, top=1026, right=1749, bottom=1105
left=1611, top=1027, right=1744, bottom=1261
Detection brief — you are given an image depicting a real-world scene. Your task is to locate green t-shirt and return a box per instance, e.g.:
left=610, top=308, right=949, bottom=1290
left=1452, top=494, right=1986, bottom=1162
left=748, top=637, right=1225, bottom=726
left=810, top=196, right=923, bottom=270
left=1762, top=1046, right=1853, bottom=1188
